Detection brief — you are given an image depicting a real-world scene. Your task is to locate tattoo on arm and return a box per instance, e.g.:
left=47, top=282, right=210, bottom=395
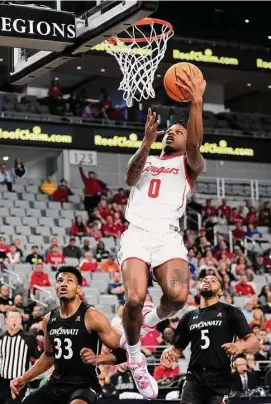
left=124, top=145, right=150, bottom=187
left=168, top=269, right=190, bottom=291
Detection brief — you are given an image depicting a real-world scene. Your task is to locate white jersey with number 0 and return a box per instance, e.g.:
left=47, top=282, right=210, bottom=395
left=125, top=154, right=192, bottom=233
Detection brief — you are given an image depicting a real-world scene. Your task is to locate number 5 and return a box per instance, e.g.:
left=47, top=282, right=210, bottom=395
left=200, top=329, right=210, bottom=349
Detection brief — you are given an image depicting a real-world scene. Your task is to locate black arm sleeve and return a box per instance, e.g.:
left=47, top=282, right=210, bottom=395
left=111, top=347, right=127, bottom=364
left=229, top=306, right=252, bottom=339
left=26, top=335, right=41, bottom=359
left=172, top=312, right=190, bottom=350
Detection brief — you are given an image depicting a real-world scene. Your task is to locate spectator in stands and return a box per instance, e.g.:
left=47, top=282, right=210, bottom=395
left=94, top=241, right=109, bottom=262
left=255, top=342, right=271, bottom=364
left=113, top=188, right=128, bottom=206
left=45, top=237, right=59, bottom=256
left=249, top=308, right=265, bottom=329
left=254, top=254, right=265, bottom=274
left=14, top=294, right=31, bottom=325
left=230, top=208, right=244, bottom=226
left=242, top=300, right=254, bottom=322
left=107, top=272, right=125, bottom=305
left=202, top=198, right=216, bottom=219
left=63, top=102, right=73, bottom=117
left=88, top=222, right=103, bottom=240
left=245, top=354, right=258, bottom=371
left=258, top=328, right=269, bottom=343
left=102, top=215, right=119, bottom=238
left=82, top=239, right=93, bottom=254
left=0, top=164, right=13, bottom=191
left=52, top=179, right=72, bottom=203
left=70, top=215, right=88, bottom=238
left=13, top=239, right=23, bottom=259
left=187, top=195, right=202, bottom=230
left=97, top=199, right=112, bottom=220
left=232, top=222, right=245, bottom=242
left=100, top=256, right=119, bottom=273
left=259, top=201, right=271, bottom=226
left=246, top=224, right=262, bottom=239
left=63, top=237, right=82, bottom=260
left=110, top=363, right=135, bottom=393
left=0, top=285, right=15, bottom=313
left=82, top=102, right=91, bottom=118
left=26, top=305, right=44, bottom=332
left=225, top=294, right=234, bottom=305
left=231, top=357, right=257, bottom=392
left=29, top=263, right=51, bottom=292
left=258, top=285, right=270, bottom=306
left=40, top=176, right=57, bottom=196
left=245, top=207, right=258, bottom=225
left=13, top=157, right=26, bottom=179
left=48, top=77, right=63, bottom=115
left=217, top=199, right=231, bottom=217
left=6, top=244, right=21, bottom=264
left=0, top=237, right=9, bottom=254
left=153, top=361, right=179, bottom=383
left=235, top=274, right=255, bottom=296
left=79, top=160, right=102, bottom=213
left=153, top=327, right=174, bottom=361
left=141, top=326, right=161, bottom=356
left=263, top=249, right=271, bottom=270
left=214, top=241, right=233, bottom=260
left=79, top=251, right=98, bottom=272
left=222, top=274, right=234, bottom=295
left=262, top=292, right=271, bottom=314
left=26, top=245, right=44, bottom=265
left=45, top=245, right=65, bottom=269
left=235, top=256, right=247, bottom=275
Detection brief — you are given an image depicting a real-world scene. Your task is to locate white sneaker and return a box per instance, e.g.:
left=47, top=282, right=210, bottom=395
left=128, top=354, right=158, bottom=399
left=120, top=301, right=156, bottom=349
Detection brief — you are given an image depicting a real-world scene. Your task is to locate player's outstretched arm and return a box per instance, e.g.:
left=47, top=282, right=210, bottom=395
left=85, top=307, right=121, bottom=350
left=124, top=108, right=164, bottom=186
left=81, top=347, right=127, bottom=365
left=10, top=314, right=54, bottom=399
left=175, top=70, right=206, bottom=183
left=160, top=345, right=182, bottom=367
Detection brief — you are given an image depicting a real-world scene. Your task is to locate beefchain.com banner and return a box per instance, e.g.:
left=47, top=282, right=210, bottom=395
left=0, top=119, right=270, bottom=163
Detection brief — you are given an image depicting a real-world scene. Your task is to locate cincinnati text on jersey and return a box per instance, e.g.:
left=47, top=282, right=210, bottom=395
left=190, top=320, right=223, bottom=330
left=49, top=327, right=79, bottom=336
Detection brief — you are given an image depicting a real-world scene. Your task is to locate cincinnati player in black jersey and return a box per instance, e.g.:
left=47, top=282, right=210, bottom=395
left=10, top=266, right=125, bottom=404
left=161, top=275, right=260, bottom=404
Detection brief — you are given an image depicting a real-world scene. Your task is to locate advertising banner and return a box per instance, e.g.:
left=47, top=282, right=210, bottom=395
left=0, top=119, right=270, bottom=163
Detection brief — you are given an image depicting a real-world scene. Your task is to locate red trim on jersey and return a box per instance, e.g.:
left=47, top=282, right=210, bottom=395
left=121, top=257, right=151, bottom=271
left=177, top=183, right=187, bottom=211
left=153, top=257, right=188, bottom=270
left=157, top=152, right=184, bottom=160
left=183, top=155, right=193, bottom=190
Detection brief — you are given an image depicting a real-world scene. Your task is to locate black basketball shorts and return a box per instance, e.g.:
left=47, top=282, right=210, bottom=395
left=22, top=379, right=98, bottom=404
left=181, top=374, right=229, bottom=404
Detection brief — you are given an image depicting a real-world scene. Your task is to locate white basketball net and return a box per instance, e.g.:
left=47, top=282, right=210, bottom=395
left=105, top=21, right=173, bottom=107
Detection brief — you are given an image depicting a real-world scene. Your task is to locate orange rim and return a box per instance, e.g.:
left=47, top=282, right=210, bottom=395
left=106, top=17, right=173, bottom=44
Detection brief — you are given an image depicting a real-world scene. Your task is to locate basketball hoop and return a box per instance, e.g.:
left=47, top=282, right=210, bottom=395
left=105, top=18, right=174, bottom=107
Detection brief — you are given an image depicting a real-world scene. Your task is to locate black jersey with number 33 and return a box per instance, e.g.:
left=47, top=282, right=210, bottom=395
left=173, top=302, right=251, bottom=377
left=47, top=302, right=101, bottom=393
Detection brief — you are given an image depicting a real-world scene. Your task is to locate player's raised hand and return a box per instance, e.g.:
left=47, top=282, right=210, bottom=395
left=221, top=341, right=244, bottom=357
left=175, top=69, right=206, bottom=103
left=80, top=347, right=97, bottom=365
left=160, top=346, right=181, bottom=367
left=144, top=108, right=164, bottom=145
left=10, top=377, right=25, bottom=399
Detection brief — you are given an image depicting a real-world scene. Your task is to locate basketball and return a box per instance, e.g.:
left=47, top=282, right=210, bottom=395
left=164, top=62, right=204, bottom=102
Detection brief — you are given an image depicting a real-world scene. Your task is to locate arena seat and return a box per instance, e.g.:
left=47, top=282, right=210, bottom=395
left=2, top=225, right=16, bottom=236
left=46, top=209, right=60, bottom=219
left=33, top=201, right=47, bottom=210
left=14, top=200, right=30, bottom=209
left=0, top=200, right=14, bottom=208
left=60, top=210, right=74, bottom=219
left=58, top=218, right=73, bottom=228
left=29, top=235, right=44, bottom=245
left=36, top=227, right=51, bottom=237
left=21, top=193, right=33, bottom=201
left=99, top=294, right=119, bottom=306
left=36, top=194, right=49, bottom=201
left=22, top=217, right=38, bottom=227
left=10, top=208, right=26, bottom=217
left=39, top=217, right=55, bottom=227
left=6, top=217, right=22, bottom=227
left=65, top=257, right=79, bottom=266
left=51, top=227, right=66, bottom=237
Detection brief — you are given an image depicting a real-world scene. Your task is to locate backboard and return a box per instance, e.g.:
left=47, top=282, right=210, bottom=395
left=9, top=1, right=158, bottom=85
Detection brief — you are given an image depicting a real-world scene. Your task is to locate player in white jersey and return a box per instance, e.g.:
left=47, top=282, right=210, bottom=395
left=118, top=69, right=206, bottom=399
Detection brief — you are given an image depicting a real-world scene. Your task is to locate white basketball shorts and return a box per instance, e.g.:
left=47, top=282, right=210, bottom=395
left=117, top=225, right=188, bottom=270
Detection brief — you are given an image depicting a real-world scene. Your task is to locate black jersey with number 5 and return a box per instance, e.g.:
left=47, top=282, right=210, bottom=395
left=47, top=302, right=101, bottom=393
left=173, top=302, right=251, bottom=377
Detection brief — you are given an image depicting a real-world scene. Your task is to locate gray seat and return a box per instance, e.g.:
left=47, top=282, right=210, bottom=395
left=95, top=304, right=113, bottom=316
left=0, top=225, right=14, bottom=235
left=0, top=200, right=14, bottom=208
left=48, top=202, right=61, bottom=210
left=90, top=280, right=108, bottom=293
left=12, top=184, right=25, bottom=193
left=36, top=194, right=49, bottom=201
left=33, top=201, right=47, bottom=210
left=26, top=208, right=40, bottom=218
left=16, top=226, right=31, bottom=236
left=92, top=272, right=111, bottom=282
left=62, top=203, right=74, bottom=210
left=10, top=208, right=25, bottom=217
left=36, top=226, right=51, bottom=237
left=69, top=195, right=81, bottom=204
left=85, top=295, right=98, bottom=305
left=60, top=210, right=74, bottom=219
left=26, top=185, right=39, bottom=194
left=46, top=210, right=59, bottom=219
left=21, top=193, right=33, bottom=201
left=75, top=211, right=89, bottom=221
left=14, top=200, right=30, bottom=209
left=99, top=295, right=119, bottom=306
left=65, top=257, right=79, bottom=266
left=12, top=235, right=27, bottom=245
left=14, top=263, right=32, bottom=273
left=29, top=235, right=44, bottom=245
left=3, top=192, right=17, bottom=200
left=5, top=217, right=22, bottom=226
left=22, top=217, right=38, bottom=227
left=0, top=208, right=9, bottom=217
left=58, top=218, right=72, bottom=228
left=51, top=227, right=66, bottom=237
left=39, top=217, right=55, bottom=227
left=82, top=287, right=100, bottom=297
